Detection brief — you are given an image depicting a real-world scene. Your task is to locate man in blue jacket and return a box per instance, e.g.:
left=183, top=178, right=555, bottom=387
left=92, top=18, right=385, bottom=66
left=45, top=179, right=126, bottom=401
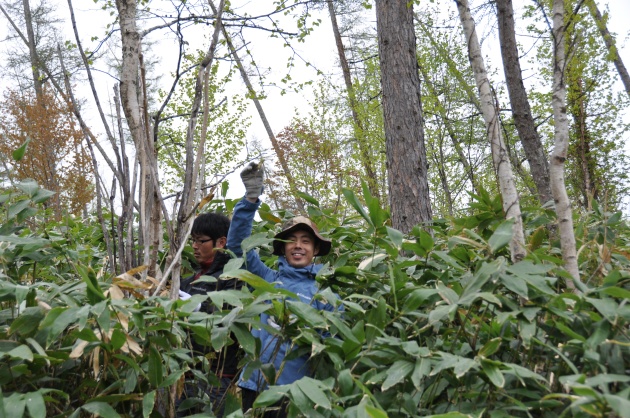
left=227, top=162, right=336, bottom=418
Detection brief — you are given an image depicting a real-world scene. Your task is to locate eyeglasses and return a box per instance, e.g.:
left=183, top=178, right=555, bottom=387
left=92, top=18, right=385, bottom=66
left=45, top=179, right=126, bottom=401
left=190, top=237, right=213, bottom=245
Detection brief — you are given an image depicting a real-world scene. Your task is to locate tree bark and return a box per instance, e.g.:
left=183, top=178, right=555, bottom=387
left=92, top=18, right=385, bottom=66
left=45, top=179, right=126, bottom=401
left=166, top=0, right=226, bottom=299
left=455, top=0, right=526, bottom=262
left=551, top=0, right=579, bottom=289
left=116, top=0, right=165, bottom=280
left=587, top=0, right=630, bottom=98
left=375, top=0, right=432, bottom=234
left=497, top=0, right=553, bottom=206
left=327, top=0, right=381, bottom=202
left=21, top=0, right=43, bottom=100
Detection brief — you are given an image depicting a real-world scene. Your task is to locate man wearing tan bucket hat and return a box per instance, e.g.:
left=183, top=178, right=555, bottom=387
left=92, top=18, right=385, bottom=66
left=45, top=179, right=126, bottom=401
left=226, top=161, right=338, bottom=417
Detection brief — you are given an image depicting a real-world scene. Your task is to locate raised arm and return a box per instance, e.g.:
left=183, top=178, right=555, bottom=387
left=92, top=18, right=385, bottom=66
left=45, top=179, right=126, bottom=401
left=226, top=162, right=274, bottom=280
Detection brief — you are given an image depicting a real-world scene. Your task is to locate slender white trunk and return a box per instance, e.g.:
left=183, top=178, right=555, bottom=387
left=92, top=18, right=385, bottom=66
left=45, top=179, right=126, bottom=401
left=455, top=0, right=526, bottom=262
left=551, top=0, right=579, bottom=289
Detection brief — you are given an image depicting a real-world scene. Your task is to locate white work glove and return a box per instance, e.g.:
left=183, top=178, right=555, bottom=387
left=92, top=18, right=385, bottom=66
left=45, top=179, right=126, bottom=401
left=240, top=161, right=264, bottom=199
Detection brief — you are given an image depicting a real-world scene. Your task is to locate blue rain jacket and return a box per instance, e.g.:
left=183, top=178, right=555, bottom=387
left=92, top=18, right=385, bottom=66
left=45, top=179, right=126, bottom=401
left=227, top=197, right=336, bottom=391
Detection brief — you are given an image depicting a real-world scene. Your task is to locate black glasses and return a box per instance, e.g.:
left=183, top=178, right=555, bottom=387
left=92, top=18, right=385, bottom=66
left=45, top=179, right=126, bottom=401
left=190, top=237, right=213, bottom=245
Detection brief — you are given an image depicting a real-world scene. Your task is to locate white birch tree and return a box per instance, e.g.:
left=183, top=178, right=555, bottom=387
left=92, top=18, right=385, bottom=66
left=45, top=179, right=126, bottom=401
left=551, top=0, right=579, bottom=289
left=455, top=0, right=526, bottom=262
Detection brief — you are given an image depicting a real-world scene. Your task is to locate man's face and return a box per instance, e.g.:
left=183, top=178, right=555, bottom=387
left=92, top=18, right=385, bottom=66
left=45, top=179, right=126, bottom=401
left=284, top=229, right=319, bottom=269
left=191, top=235, right=225, bottom=265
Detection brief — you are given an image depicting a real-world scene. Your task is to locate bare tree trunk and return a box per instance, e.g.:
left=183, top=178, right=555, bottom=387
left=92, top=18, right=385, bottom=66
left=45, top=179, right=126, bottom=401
left=569, top=78, right=597, bottom=209
left=587, top=0, right=630, bottom=98
left=208, top=1, right=306, bottom=213
left=116, top=0, right=165, bottom=280
left=455, top=0, right=526, bottom=262
left=551, top=0, right=579, bottom=289
left=21, top=0, right=42, bottom=100
left=57, top=44, right=115, bottom=272
left=166, top=0, right=226, bottom=300
left=327, top=0, right=381, bottom=202
left=375, top=0, right=432, bottom=234
left=114, top=84, right=134, bottom=272
left=497, top=0, right=553, bottom=206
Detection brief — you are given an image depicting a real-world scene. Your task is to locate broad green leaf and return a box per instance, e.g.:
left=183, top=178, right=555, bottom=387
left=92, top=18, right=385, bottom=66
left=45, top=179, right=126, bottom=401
left=24, top=391, right=45, bottom=418
left=411, top=357, right=431, bottom=389
left=481, top=359, right=505, bottom=388
left=508, top=262, right=556, bottom=295
left=428, top=304, right=457, bottom=326
left=31, top=189, right=56, bottom=204
left=425, top=413, right=473, bottom=418
left=436, top=282, right=459, bottom=305
left=603, top=394, right=630, bottom=418
left=323, top=311, right=359, bottom=344
left=8, top=200, right=30, bottom=220
left=0, top=235, right=48, bottom=248
left=233, top=270, right=275, bottom=291
left=81, top=402, right=121, bottom=418
left=288, top=382, right=312, bottom=411
left=382, top=360, right=414, bottom=391
left=296, top=191, right=320, bottom=206
left=488, top=219, right=514, bottom=253
left=4, top=393, right=25, bottom=417
left=17, top=180, right=39, bottom=198
left=342, top=188, right=373, bottom=226
left=14, top=285, right=30, bottom=306
left=296, top=378, right=331, bottom=409
left=605, top=212, right=622, bottom=225
left=449, top=235, right=485, bottom=249
left=147, top=346, right=163, bottom=388
left=417, top=229, right=434, bottom=252
left=432, top=251, right=465, bottom=271
left=47, top=307, right=80, bottom=345
left=254, top=386, right=287, bottom=407
left=460, top=259, right=504, bottom=301
left=358, top=253, right=388, bottom=271
left=286, top=300, right=327, bottom=328
left=585, top=297, right=618, bottom=322
left=478, top=338, right=502, bottom=358
left=338, top=369, right=354, bottom=396
left=110, top=329, right=126, bottom=350
left=600, top=286, right=630, bottom=300
left=499, top=272, right=528, bottom=299
left=231, top=323, right=256, bottom=356
left=142, top=391, right=155, bottom=418
left=12, top=139, right=31, bottom=161
left=431, top=353, right=476, bottom=378
left=364, top=404, right=388, bottom=418
left=555, top=322, right=586, bottom=342
left=7, top=345, right=33, bottom=362
left=241, top=233, right=273, bottom=254
left=402, top=288, right=439, bottom=313
left=9, top=308, right=44, bottom=336
left=160, top=369, right=185, bottom=388
left=363, top=181, right=388, bottom=227
left=385, top=227, right=403, bottom=249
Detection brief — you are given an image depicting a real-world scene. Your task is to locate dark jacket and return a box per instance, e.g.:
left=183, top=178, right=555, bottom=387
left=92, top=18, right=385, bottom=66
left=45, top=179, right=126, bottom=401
left=181, top=251, right=242, bottom=377
left=227, top=198, right=338, bottom=391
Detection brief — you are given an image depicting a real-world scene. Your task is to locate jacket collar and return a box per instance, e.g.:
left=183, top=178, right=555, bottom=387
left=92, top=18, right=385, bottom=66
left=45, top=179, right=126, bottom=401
left=277, top=256, right=322, bottom=279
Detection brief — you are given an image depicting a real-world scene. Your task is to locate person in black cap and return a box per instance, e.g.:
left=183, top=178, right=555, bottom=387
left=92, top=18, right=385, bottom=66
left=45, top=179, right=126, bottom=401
left=226, top=161, right=337, bottom=417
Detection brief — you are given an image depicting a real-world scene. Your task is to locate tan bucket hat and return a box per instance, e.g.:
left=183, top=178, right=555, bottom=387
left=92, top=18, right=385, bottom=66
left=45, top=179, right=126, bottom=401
left=272, top=216, right=332, bottom=256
